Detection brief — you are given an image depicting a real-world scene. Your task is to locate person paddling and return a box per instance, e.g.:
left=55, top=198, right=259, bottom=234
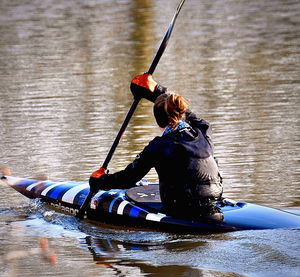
left=89, top=73, right=224, bottom=222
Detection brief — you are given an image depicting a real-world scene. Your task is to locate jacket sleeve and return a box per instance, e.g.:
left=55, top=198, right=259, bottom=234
left=155, top=84, right=167, bottom=96
left=185, top=109, right=214, bottom=151
left=99, top=140, right=157, bottom=190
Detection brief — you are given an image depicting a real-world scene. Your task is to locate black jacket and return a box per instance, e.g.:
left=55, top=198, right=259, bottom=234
left=99, top=109, right=223, bottom=215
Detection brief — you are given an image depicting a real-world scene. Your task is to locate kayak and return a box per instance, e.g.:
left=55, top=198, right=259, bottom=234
left=2, top=175, right=300, bottom=232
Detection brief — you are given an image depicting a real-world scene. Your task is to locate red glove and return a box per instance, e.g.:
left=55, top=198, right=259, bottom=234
left=89, top=167, right=108, bottom=193
left=132, top=73, right=157, bottom=92
left=90, top=167, right=106, bottom=178
left=130, top=73, right=160, bottom=102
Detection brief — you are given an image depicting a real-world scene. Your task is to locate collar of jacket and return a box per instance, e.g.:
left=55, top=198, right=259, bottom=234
left=162, top=120, right=191, bottom=136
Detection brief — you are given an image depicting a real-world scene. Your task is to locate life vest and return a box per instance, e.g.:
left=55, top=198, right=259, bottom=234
left=159, top=126, right=223, bottom=215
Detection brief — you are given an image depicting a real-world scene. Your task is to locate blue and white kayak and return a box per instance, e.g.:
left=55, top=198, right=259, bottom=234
left=3, top=176, right=300, bottom=232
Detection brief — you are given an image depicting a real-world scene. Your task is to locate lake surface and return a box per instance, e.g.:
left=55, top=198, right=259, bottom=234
left=0, top=0, right=299, bottom=276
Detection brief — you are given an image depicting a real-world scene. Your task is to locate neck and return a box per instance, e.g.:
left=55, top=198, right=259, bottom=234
left=162, top=120, right=190, bottom=136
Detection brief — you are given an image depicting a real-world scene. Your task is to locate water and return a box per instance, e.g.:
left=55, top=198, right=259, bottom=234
left=0, top=0, right=299, bottom=276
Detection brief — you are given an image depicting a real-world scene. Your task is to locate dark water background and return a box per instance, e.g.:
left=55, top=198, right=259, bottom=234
left=0, top=0, right=299, bottom=276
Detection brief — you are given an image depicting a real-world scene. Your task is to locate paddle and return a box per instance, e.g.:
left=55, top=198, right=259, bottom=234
left=76, top=0, right=186, bottom=219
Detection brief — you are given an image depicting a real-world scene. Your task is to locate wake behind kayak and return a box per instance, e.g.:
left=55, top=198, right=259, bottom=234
left=3, top=176, right=300, bottom=232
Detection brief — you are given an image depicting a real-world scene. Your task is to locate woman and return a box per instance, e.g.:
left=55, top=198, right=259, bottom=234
left=89, top=73, right=223, bottom=222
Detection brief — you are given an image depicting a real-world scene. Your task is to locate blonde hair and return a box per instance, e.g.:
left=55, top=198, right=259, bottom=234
left=154, top=93, right=189, bottom=129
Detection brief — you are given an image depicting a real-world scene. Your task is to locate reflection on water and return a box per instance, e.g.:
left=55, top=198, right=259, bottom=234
left=85, top=229, right=300, bottom=276
left=86, top=236, right=245, bottom=277
left=0, top=0, right=299, bottom=276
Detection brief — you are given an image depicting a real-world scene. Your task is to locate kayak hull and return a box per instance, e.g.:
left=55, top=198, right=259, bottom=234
left=3, top=176, right=300, bottom=232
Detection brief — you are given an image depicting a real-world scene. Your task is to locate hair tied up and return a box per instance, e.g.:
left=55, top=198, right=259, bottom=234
left=154, top=92, right=189, bottom=129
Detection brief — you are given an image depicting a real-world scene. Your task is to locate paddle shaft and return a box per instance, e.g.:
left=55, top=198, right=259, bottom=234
left=103, top=0, right=185, bottom=169
left=77, top=0, right=185, bottom=219
left=102, top=98, right=139, bottom=169
left=148, top=0, right=185, bottom=75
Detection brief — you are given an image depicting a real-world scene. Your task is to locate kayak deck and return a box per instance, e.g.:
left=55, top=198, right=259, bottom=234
left=125, top=185, right=163, bottom=212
